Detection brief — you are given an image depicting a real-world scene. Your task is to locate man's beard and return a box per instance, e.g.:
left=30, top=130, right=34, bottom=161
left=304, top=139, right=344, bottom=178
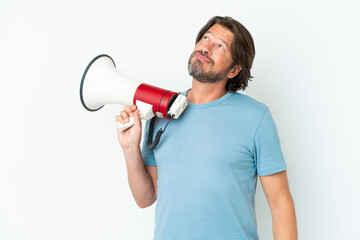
left=187, top=50, right=231, bottom=84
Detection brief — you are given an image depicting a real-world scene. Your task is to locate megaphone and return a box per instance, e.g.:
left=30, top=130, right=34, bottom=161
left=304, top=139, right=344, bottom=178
left=80, top=54, right=188, bottom=132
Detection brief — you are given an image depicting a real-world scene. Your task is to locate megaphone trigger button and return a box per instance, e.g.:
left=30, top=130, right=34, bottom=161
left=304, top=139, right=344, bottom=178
left=155, top=112, right=164, bottom=118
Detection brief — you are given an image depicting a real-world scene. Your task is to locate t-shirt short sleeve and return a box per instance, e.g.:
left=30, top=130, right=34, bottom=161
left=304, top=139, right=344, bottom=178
left=254, top=108, right=287, bottom=176
left=141, top=120, right=157, bottom=166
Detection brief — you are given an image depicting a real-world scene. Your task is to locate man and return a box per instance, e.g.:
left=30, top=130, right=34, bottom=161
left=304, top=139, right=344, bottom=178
left=116, top=16, right=297, bottom=240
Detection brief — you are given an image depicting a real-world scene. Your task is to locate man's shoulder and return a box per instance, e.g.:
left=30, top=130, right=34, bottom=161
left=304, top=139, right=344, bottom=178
left=228, top=92, right=268, bottom=112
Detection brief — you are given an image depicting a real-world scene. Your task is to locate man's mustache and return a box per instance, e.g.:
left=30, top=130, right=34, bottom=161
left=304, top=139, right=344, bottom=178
left=192, top=50, right=214, bottom=65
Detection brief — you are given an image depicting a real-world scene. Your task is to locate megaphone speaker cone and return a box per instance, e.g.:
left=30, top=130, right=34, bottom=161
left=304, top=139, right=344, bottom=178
left=80, top=54, right=116, bottom=111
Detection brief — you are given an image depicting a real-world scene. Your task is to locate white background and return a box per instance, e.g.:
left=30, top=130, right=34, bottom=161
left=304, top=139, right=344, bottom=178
left=1, top=0, right=359, bottom=239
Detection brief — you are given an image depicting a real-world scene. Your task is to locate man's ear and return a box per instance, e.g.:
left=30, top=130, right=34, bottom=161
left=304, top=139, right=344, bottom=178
left=227, top=65, right=242, bottom=79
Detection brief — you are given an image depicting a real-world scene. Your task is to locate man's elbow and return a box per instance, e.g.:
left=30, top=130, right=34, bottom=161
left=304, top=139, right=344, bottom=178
left=137, top=202, right=152, bottom=209
left=136, top=198, right=156, bottom=209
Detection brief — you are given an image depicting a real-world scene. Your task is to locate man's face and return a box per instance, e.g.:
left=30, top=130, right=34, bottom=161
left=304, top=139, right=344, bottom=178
left=188, top=24, right=236, bottom=83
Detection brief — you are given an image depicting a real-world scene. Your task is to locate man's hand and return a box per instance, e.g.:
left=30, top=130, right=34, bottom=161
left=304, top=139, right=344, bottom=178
left=116, top=104, right=142, bottom=150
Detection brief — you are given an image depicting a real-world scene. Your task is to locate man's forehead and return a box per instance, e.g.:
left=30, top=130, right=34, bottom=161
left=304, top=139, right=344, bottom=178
left=205, top=24, right=234, bottom=47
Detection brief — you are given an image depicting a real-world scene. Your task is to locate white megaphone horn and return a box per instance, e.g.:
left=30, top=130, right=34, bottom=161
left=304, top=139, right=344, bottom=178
left=80, top=54, right=188, bottom=132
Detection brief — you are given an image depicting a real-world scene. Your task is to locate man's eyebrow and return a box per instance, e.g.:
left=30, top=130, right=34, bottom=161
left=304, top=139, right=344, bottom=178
left=205, top=30, right=230, bottom=48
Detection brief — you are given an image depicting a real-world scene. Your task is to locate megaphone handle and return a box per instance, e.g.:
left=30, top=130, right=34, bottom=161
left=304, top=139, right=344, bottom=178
left=116, top=117, right=135, bottom=132
left=116, top=101, right=154, bottom=132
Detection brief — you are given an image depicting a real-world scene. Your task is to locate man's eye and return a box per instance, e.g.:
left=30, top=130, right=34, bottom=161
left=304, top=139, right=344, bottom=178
left=219, top=44, right=224, bottom=50
left=203, top=36, right=209, bottom=40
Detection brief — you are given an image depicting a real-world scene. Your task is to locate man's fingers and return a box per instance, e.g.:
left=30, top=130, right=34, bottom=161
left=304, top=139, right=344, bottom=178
left=115, top=115, right=122, bottom=123
left=116, top=105, right=138, bottom=124
left=120, top=110, right=130, bottom=123
left=130, top=104, right=137, bottom=111
left=124, top=106, right=134, bottom=116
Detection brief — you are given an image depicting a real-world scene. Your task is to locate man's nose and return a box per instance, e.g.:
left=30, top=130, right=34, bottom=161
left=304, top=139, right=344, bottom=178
left=201, top=42, right=213, bottom=55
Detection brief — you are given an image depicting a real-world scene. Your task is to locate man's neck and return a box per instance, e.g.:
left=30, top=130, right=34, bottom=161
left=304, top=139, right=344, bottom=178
left=187, top=78, right=228, bottom=104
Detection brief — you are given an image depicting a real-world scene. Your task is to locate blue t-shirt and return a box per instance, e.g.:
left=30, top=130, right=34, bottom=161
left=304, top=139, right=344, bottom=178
left=141, top=91, right=287, bottom=240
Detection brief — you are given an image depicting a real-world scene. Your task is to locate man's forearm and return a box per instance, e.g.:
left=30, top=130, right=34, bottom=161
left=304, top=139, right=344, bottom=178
left=122, top=146, right=156, bottom=208
left=271, top=197, right=297, bottom=240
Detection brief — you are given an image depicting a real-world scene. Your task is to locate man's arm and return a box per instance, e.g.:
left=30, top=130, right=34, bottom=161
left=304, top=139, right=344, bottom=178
left=116, top=105, right=158, bottom=208
left=260, top=170, right=298, bottom=240
left=122, top=146, right=157, bottom=208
